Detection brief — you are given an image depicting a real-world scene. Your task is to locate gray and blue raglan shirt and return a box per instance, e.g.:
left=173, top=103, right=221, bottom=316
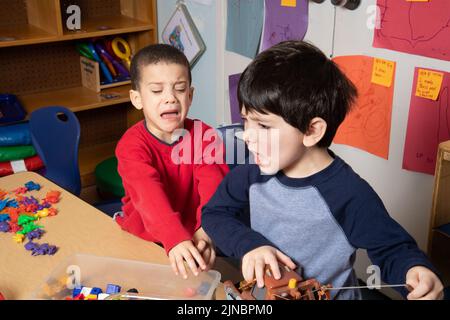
left=202, top=154, right=436, bottom=299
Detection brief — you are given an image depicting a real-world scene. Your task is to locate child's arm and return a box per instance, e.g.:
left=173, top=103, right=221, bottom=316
left=202, top=165, right=275, bottom=258
left=116, top=141, right=203, bottom=271
left=344, top=191, right=442, bottom=299
left=193, top=123, right=230, bottom=232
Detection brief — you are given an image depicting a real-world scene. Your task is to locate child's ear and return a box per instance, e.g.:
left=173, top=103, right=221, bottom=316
left=303, top=117, right=327, bottom=147
left=189, top=86, right=195, bottom=103
left=129, top=89, right=143, bottom=110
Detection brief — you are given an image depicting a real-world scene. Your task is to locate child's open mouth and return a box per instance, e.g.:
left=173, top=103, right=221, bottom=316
left=160, top=110, right=180, bottom=120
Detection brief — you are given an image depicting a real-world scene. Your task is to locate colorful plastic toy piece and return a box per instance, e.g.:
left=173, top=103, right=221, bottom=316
left=13, top=187, right=28, bottom=194
left=0, top=292, right=5, bottom=300
left=90, top=287, right=103, bottom=295
left=13, top=233, right=25, bottom=243
left=86, top=294, right=98, bottom=300
left=98, top=293, right=110, bottom=300
left=24, top=241, right=39, bottom=251
left=26, top=229, right=45, bottom=240
left=9, top=222, right=21, bottom=233
left=48, top=208, right=58, bottom=217
left=0, top=214, right=10, bottom=222
left=44, top=191, right=61, bottom=204
left=106, top=284, right=121, bottom=294
left=72, top=287, right=82, bottom=298
left=17, top=222, right=42, bottom=235
left=73, top=294, right=85, bottom=300
left=35, top=208, right=49, bottom=218
left=17, top=214, right=37, bottom=226
left=24, top=181, right=41, bottom=191
left=80, top=287, right=93, bottom=297
left=0, top=189, right=6, bottom=200
left=0, top=221, right=10, bottom=232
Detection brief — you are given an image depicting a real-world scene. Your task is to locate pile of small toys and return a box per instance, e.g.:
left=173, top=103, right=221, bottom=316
left=65, top=284, right=129, bottom=300
left=0, top=181, right=60, bottom=256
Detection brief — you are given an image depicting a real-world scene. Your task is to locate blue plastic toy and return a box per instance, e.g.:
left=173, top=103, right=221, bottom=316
left=0, top=94, right=26, bottom=124
left=0, top=122, right=31, bottom=147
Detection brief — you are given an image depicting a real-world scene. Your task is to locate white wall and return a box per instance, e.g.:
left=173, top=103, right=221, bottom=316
left=218, top=0, right=450, bottom=297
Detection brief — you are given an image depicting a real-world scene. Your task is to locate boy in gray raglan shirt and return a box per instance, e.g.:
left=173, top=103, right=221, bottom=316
left=202, top=41, right=443, bottom=300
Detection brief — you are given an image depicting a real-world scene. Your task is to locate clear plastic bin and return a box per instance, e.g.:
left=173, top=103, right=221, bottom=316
left=30, top=254, right=221, bottom=300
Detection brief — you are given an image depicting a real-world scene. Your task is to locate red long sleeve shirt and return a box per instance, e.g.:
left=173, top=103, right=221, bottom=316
left=115, top=119, right=229, bottom=253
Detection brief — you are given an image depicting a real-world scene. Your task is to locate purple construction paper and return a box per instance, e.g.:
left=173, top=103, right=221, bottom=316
left=228, top=73, right=243, bottom=124
left=260, top=0, right=309, bottom=52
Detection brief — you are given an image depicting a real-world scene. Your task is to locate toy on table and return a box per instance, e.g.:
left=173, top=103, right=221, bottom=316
left=112, top=37, right=132, bottom=70
left=0, top=292, right=5, bottom=300
left=0, top=181, right=60, bottom=256
left=224, top=264, right=332, bottom=300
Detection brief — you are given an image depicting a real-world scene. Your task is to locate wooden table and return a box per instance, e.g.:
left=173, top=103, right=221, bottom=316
left=0, top=172, right=238, bottom=300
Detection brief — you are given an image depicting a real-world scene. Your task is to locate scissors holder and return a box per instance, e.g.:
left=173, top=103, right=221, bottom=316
left=80, top=56, right=130, bottom=93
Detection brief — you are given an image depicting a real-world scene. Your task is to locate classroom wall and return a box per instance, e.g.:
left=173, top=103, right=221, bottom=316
left=157, top=0, right=221, bottom=127
left=218, top=0, right=450, bottom=297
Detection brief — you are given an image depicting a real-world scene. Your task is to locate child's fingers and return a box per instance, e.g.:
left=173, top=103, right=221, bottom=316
left=243, top=259, right=255, bottom=283
left=266, top=255, right=281, bottom=280
left=169, top=255, right=179, bottom=276
left=202, top=246, right=211, bottom=265
left=255, top=259, right=265, bottom=288
left=196, top=240, right=207, bottom=253
left=189, top=246, right=207, bottom=271
left=175, top=255, right=188, bottom=279
left=275, top=250, right=296, bottom=269
left=208, top=247, right=216, bottom=269
left=407, top=278, right=432, bottom=300
left=182, top=250, right=201, bottom=277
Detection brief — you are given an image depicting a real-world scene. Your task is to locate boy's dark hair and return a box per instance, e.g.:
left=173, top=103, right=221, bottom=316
left=131, top=44, right=192, bottom=90
left=238, top=41, right=357, bottom=148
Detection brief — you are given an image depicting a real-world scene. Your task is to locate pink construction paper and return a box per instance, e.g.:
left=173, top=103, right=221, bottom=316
left=403, top=67, right=450, bottom=175
left=374, top=0, right=450, bottom=61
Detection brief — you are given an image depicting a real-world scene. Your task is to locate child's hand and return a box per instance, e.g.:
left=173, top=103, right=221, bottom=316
left=242, top=246, right=296, bottom=288
left=193, top=228, right=216, bottom=271
left=406, top=266, right=444, bottom=300
left=196, top=239, right=216, bottom=271
left=168, top=240, right=207, bottom=279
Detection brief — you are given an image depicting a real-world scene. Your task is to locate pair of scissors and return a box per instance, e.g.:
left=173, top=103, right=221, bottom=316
left=112, top=37, right=132, bottom=70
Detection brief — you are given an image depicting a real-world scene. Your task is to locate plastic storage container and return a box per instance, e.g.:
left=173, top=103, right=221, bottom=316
left=30, top=254, right=221, bottom=300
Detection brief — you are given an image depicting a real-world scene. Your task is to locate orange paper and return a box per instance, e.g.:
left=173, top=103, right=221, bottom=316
left=332, top=56, right=396, bottom=159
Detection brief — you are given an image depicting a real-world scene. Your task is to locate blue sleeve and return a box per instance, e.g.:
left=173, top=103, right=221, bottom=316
left=202, top=165, right=273, bottom=258
left=341, top=193, right=439, bottom=298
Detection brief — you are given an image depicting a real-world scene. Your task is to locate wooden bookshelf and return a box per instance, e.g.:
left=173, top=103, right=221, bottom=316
left=20, top=85, right=132, bottom=114
left=0, top=0, right=156, bottom=197
left=428, top=140, right=450, bottom=286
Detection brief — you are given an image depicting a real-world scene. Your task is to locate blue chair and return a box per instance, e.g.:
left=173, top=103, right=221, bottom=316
left=29, top=106, right=81, bottom=195
left=215, top=123, right=250, bottom=170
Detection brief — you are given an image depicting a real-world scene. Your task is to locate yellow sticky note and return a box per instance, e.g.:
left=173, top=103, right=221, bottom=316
left=281, top=0, right=297, bottom=7
left=371, top=58, right=395, bottom=88
left=416, top=69, right=444, bottom=101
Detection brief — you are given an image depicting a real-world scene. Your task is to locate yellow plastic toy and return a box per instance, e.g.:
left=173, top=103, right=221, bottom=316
left=112, top=37, right=132, bottom=70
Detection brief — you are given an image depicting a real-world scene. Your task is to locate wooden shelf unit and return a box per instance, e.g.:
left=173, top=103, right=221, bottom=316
left=428, top=140, right=450, bottom=286
left=0, top=0, right=157, bottom=194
